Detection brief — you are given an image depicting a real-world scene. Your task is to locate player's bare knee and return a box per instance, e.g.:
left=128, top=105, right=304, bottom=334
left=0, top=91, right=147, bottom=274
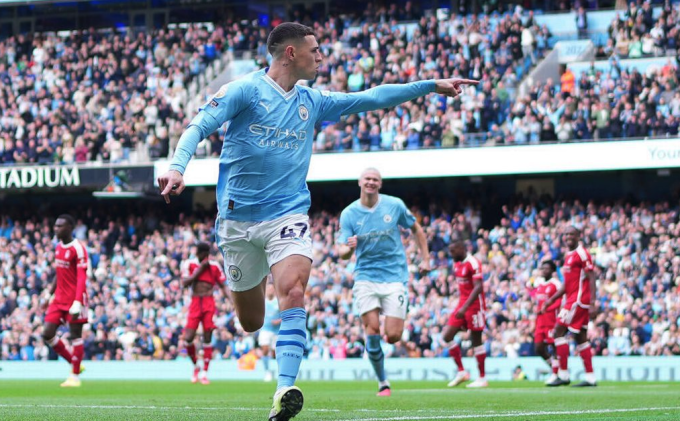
left=386, top=333, right=401, bottom=344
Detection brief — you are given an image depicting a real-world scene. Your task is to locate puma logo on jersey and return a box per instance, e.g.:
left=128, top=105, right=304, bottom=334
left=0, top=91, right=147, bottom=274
left=259, top=101, right=271, bottom=113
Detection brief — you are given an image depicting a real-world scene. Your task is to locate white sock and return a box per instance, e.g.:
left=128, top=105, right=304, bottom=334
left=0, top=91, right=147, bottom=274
left=379, top=380, right=390, bottom=388
left=585, top=372, right=596, bottom=384
left=558, top=369, right=570, bottom=381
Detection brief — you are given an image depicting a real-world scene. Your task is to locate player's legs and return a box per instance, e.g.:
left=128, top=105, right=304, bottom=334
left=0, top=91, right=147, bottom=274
left=69, top=323, right=84, bottom=375
left=466, top=329, right=487, bottom=388
left=184, top=328, right=198, bottom=364
left=535, top=338, right=559, bottom=383
left=257, top=214, right=312, bottom=421
left=443, top=324, right=465, bottom=370
left=42, top=321, right=73, bottom=363
left=200, top=328, right=214, bottom=384
left=58, top=322, right=83, bottom=387
left=184, top=327, right=201, bottom=383
left=260, top=340, right=274, bottom=382
left=231, top=279, right=267, bottom=332
left=384, top=317, right=404, bottom=345
left=361, top=309, right=390, bottom=395
left=268, top=255, right=309, bottom=421
left=573, top=328, right=596, bottom=387
left=548, top=323, right=571, bottom=386
left=380, top=283, right=407, bottom=344
left=271, top=255, right=310, bottom=387
left=215, top=216, right=270, bottom=332
left=443, top=323, right=469, bottom=386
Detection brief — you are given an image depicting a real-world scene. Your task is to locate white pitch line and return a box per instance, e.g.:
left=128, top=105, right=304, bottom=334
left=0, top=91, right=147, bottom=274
left=0, top=404, right=338, bottom=413
left=329, top=406, right=680, bottom=421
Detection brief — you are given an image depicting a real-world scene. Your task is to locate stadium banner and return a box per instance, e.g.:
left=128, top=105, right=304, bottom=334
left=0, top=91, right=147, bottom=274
left=1, top=357, right=677, bottom=381
left=154, top=138, right=680, bottom=186
left=0, top=164, right=154, bottom=191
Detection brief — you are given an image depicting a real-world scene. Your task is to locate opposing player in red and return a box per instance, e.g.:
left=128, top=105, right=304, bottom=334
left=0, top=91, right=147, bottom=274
left=533, top=260, right=561, bottom=384
left=181, top=242, right=228, bottom=384
left=444, top=240, right=487, bottom=388
left=42, top=214, right=89, bottom=387
left=542, top=226, right=597, bottom=387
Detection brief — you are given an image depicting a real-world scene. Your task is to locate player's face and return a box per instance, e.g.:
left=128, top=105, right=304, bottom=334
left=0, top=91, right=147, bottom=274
left=359, top=171, right=382, bottom=195
left=540, top=263, right=553, bottom=279
left=197, top=250, right=209, bottom=261
left=449, top=243, right=466, bottom=262
left=53, top=218, right=71, bottom=241
left=295, top=35, right=322, bottom=80
left=562, top=227, right=579, bottom=249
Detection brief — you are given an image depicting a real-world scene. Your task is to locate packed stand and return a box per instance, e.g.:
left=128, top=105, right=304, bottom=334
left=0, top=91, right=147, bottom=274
left=600, top=2, right=679, bottom=60
left=1, top=197, right=679, bottom=362
left=300, top=4, right=552, bottom=151
left=0, top=22, right=268, bottom=166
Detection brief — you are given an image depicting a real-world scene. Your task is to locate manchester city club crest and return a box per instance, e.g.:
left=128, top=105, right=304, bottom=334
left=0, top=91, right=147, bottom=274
left=228, top=265, right=242, bottom=282
left=299, top=105, right=309, bottom=121
left=383, top=214, right=392, bottom=223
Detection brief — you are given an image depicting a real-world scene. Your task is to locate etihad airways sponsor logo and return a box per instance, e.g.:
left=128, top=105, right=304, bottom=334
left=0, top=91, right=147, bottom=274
left=248, top=124, right=307, bottom=141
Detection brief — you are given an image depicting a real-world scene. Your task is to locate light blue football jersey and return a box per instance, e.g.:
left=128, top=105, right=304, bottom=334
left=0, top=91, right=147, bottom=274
left=338, top=194, right=416, bottom=284
left=262, top=297, right=280, bottom=334
left=169, top=68, right=434, bottom=222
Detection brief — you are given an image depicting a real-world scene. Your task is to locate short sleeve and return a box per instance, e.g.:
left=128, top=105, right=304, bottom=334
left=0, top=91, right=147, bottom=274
left=337, top=210, right=355, bottom=245
left=469, top=260, right=483, bottom=281
left=396, top=198, right=416, bottom=229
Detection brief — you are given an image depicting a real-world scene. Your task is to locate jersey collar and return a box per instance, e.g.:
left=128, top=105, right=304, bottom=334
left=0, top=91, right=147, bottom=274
left=359, top=195, right=381, bottom=212
left=59, top=239, right=77, bottom=248
left=262, top=68, right=298, bottom=101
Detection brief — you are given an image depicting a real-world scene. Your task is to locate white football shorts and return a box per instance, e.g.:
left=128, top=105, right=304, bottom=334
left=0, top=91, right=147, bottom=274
left=353, top=280, right=408, bottom=319
left=215, top=214, right=313, bottom=292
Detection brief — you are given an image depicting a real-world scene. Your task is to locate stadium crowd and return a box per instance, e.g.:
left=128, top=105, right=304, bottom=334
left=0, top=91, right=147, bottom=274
left=2, top=2, right=680, bottom=162
left=0, top=22, right=256, bottom=166
left=1, top=196, right=679, bottom=362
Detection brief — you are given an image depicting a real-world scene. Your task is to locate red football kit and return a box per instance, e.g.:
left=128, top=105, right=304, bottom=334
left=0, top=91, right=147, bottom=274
left=533, top=277, right=562, bottom=344
left=448, top=255, right=486, bottom=332
left=46, top=240, right=89, bottom=325
left=557, top=245, right=594, bottom=333
left=182, top=259, right=226, bottom=331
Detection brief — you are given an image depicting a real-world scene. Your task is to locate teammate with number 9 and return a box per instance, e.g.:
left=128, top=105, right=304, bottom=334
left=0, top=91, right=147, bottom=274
left=338, top=168, right=431, bottom=396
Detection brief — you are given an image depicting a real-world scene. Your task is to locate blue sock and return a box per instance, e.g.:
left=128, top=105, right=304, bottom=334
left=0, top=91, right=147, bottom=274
left=366, top=334, right=386, bottom=382
left=263, top=355, right=270, bottom=371
left=276, top=307, right=307, bottom=390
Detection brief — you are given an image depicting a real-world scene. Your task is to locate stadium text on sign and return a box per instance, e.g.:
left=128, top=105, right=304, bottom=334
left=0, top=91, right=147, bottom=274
left=0, top=166, right=80, bottom=189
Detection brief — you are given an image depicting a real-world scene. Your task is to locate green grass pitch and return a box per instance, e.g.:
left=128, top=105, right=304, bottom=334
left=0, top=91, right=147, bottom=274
left=0, top=380, right=678, bottom=420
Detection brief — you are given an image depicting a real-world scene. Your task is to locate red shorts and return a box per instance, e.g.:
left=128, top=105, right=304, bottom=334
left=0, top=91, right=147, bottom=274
left=534, top=325, right=555, bottom=344
left=447, top=306, right=485, bottom=331
left=45, top=303, right=88, bottom=325
left=557, top=303, right=589, bottom=333
left=186, top=296, right=216, bottom=331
